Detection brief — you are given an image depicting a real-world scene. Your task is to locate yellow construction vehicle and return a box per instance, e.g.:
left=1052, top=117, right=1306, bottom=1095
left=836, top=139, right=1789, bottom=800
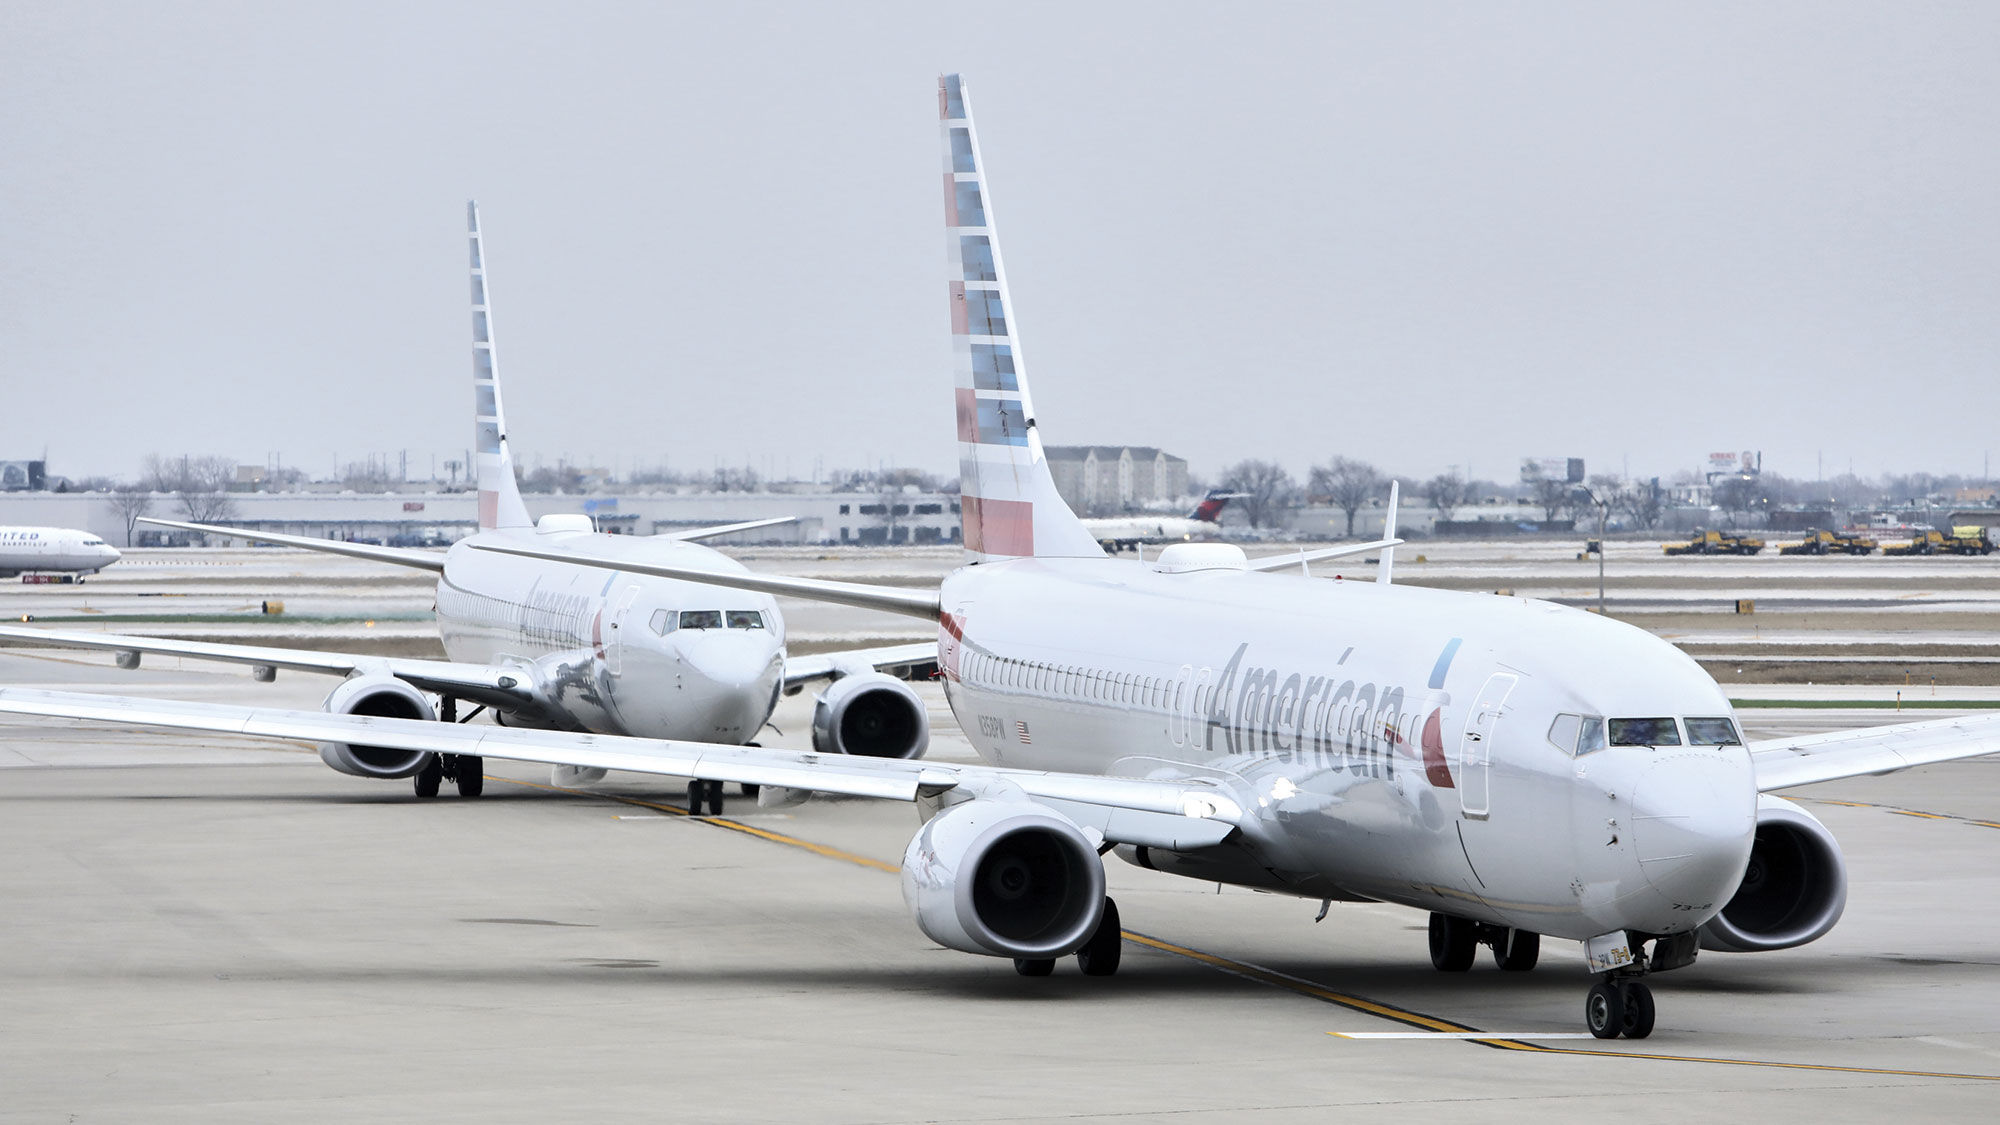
left=1777, top=529, right=1877, bottom=556
left=1663, top=530, right=1765, bottom=556
left=1884, top=530, right=1948, bottom=556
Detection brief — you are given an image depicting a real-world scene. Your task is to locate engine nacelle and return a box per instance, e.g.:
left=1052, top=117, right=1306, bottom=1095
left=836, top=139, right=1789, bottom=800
left=1698, top=794, right=1848, bottom=953
left=812, top=673, right=929, bottom=760
left=316, top=675, right=436, bottom=779
left=901, top=798, right=1105, bottom=959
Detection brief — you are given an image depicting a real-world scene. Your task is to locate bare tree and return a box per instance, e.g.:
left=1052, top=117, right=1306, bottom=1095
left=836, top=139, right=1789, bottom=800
left=1310, top=457, right=1383, bottom=536
left=1614, top=477, right=1666, bottom=531
left=108, top=488, right=154, bottom=547
left=145, top=454, right=237, bottom=525
left=1525, top=472, right=1574, bottom=523
left=1219, top=459, right=1299, bottom=529
left=1423, top=472, right=1470, bottom=522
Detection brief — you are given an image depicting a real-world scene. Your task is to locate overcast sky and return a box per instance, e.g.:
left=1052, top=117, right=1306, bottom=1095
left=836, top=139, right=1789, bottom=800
left=4, top=2, right=1996, bottom=488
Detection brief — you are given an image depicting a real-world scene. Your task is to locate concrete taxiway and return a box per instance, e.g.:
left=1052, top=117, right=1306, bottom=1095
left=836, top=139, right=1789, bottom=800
left=3, top=545, right=1999, bottom=1120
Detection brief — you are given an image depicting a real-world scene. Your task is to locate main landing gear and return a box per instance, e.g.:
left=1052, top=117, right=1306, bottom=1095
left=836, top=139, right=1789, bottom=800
left=687, top=779, right=725, bottom=816
left=412, top=754, right=485, bottom=799
left=1014, top=897, right=1122, bottom=978
left=1427, top=913, right=1540, bottom=972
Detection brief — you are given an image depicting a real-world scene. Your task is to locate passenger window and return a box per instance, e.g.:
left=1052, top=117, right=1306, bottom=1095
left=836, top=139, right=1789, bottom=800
left=1577, top=717, right=1606, bottom=755
left=678, top=610, right=723, bottom=630
left=1684, top=717, right=1742, bottom=746
left=1609, top=717, right=1681, bottom=747
left=726, top=610, right=765, bottom=629
left=1547, top=713, right=1582, bottom=754
left=650, top=609, right=675, bottom=635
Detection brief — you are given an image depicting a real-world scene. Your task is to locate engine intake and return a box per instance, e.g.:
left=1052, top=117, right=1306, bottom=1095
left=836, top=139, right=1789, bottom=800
left=1698, top=795, right=1848, bottom=953
left=901, top=798, right=1105, bottom=959
left=317, top=675, right=436, bottom=779
left=812, top=673, right=929, bottom=759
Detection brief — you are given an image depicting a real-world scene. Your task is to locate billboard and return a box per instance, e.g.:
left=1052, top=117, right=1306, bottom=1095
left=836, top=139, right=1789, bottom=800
left=1520, top=457, right=1584, bottom=484
left=1708, top=450, right=1760, bottom=477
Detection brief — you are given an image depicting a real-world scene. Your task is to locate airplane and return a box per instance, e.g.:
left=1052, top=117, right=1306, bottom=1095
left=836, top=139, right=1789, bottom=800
left=1081, top=489, right=1242, bottom=553
left=0, top=526, right=121, bottom=580
left=0, top=202, right=934, bottom=814
left=4, top=76, right=1999, bottom=1039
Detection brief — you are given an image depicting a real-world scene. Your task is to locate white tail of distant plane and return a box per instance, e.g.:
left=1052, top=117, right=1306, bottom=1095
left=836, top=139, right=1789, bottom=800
left=940, top=75, right=1103, bottom=564
left=468, top=201, right=533, bottom=531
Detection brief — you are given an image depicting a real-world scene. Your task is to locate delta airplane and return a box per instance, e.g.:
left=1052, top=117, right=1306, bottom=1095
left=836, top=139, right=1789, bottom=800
left=1081, top=490, right=1241, bottom=553
left=0, top=203, right=932, bottom=814
left=0, top=527, right=120, bottom=579
left=4, top=78, right=1999, bottom=1039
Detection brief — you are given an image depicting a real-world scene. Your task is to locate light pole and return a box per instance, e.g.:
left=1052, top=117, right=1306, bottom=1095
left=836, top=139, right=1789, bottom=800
left=1576, top=486, right=1611, bottom=615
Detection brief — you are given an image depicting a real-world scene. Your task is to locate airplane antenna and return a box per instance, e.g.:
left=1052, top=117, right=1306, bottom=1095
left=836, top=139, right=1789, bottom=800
left=1377, top=479, right=1400, bottom=586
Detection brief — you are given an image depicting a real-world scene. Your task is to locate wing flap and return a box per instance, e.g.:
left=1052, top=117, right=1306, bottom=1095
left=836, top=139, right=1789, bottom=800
left=1750, top=712, right=2000, bottom=791
left=138, top=517, right=446, bottom=572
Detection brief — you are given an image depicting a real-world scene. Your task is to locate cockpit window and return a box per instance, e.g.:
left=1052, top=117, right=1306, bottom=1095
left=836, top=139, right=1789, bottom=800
left=1547, top=714, right=1582, bottom=754
left=1684, top=717, right=1742, bottom=746
left=1609, top=717, right=1681, bottom=747
left=726, top=610, right=765, bottom=630
left=83, top=538, right=106, bottom=547
left=678, top=610, right=723, bottom=630
left=650, top=609, right=675, bottom=635
left=1577, top=716, right=1607, bottom=755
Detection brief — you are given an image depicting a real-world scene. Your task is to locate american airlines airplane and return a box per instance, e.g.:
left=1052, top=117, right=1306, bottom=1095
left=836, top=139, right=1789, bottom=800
left=0, top=202, right=932, bottom=813
left=1081, top=490, right=1241, bottom=553
left=0, top=527, right=121, bottom=579
left=3, top=78, right=1998, bottom=1039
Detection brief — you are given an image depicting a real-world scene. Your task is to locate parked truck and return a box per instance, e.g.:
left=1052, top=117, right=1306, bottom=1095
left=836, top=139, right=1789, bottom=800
left=1883, top=528, right=1993, bottom=556
left=1662, top=530, right=1765, bottom=556
left=1777, top=529, right=1877, bottom=555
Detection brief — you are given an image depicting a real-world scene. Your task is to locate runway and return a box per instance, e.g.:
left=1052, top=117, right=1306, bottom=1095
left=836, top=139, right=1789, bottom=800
left=2, top=545, right=1999, bottom=1119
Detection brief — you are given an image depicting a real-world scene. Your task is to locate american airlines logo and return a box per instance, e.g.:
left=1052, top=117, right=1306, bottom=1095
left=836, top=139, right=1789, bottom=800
left=1199, top=642, right=1437, bottom=782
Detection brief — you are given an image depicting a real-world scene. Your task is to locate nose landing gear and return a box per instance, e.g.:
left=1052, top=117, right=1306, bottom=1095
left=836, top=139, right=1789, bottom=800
left=1578, top=931, right=1694, bottom=1039
left=1584, top=977, right=1655, bottom=1039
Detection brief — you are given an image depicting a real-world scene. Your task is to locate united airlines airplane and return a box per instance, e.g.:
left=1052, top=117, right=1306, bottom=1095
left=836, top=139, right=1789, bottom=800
left=3, top=80, right=1997, bottom=1038
left=0, top=203, right=931, bottom=813
left=0, top=527, right=120, bottom=579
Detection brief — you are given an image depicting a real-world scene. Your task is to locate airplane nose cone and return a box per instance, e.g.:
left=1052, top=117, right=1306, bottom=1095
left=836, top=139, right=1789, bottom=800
left=1630, top=750, right=1757, bottom=913
left=684, top=635, right=782, bottom=690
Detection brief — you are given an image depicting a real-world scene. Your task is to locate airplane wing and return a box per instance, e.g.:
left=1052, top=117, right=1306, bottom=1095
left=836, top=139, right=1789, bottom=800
left=1749, top=713, right=2000, bottom=792
left=0, top=688, right=1240, bottom=850
left=138, top=517, right=446, bottom=572
left=1242, top=538, right=1404, bottom=573
left=662, top=517, right=797, bottom=542
left=0, top=625, right=532, bottom=711
left=783, top=642, right=938, bottom=690
left=472, top=542, right=941, bottom=620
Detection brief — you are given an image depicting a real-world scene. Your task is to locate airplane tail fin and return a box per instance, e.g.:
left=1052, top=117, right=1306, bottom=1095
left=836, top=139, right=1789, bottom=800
left=468, top=201, right=533, bottom=532
left=940, top=75, right=1103, bottom=563
left=1189, top=490, right=1239, bottom=523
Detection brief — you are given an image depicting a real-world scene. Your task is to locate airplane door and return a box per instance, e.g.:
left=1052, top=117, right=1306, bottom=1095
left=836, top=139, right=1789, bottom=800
left=605, top=585, right=640, bottom=676
left=1458, top=672, right=1516, bottom=819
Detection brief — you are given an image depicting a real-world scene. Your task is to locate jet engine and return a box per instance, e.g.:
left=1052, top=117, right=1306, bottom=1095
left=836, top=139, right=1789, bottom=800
left=316, top=675, right=437, bottom=779
left=812, top=673, right=929, bottom=759
left=901, top=798, right=1105, bottom=960
left=1697, top=795, right=1848, bottom=953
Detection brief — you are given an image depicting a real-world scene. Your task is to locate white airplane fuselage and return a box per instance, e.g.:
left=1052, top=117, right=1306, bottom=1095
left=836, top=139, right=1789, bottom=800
left=0, top=527, right=121, bottom=577
left=937, top=555, right=1758, bottom=943
left=1081, top=516, right=1220, bottom=546
left=433, top=526, right=785, bottom=744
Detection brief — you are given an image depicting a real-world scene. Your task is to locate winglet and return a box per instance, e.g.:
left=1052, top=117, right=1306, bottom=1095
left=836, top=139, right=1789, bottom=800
left=1377, top=479, right=1400, bottom=586
left=469, top=201, right=533, bottom=531
left=941, top=74, right=1103, bottom=563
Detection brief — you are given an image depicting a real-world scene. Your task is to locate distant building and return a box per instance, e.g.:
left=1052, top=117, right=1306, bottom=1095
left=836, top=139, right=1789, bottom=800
left=1044, top=446, right=1188, bottom=515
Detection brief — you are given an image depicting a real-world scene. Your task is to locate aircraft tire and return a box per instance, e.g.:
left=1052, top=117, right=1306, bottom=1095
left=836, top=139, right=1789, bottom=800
left=688, top=780, right=706, bottom=815
left=1493, top=928, right=1540, bottom=971
left=740, top=783, right=760, bottom=799
left=1076, top=897, right=1122, bottom=977
left=704, top=782, right=724, bottom=817
left=414, top=757, right=442, bottom=799
left=1619, top=981, right=1655, bottom=1039
left=1427, top=913, right=1476, bottom=972
left=1585, top=980, right=1625, bottom=1039
left=455, top=756, right=484, bottom=798
left=1014, top=958, right=1055, bottom=977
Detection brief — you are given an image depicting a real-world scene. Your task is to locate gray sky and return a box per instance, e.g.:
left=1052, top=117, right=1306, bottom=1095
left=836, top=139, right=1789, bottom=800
left=4, top=2, right=1997, bottom=488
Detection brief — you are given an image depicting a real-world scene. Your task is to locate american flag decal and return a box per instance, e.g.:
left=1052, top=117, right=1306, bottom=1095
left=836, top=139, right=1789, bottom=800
left=1016, top=720, right=1032, bottom=744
